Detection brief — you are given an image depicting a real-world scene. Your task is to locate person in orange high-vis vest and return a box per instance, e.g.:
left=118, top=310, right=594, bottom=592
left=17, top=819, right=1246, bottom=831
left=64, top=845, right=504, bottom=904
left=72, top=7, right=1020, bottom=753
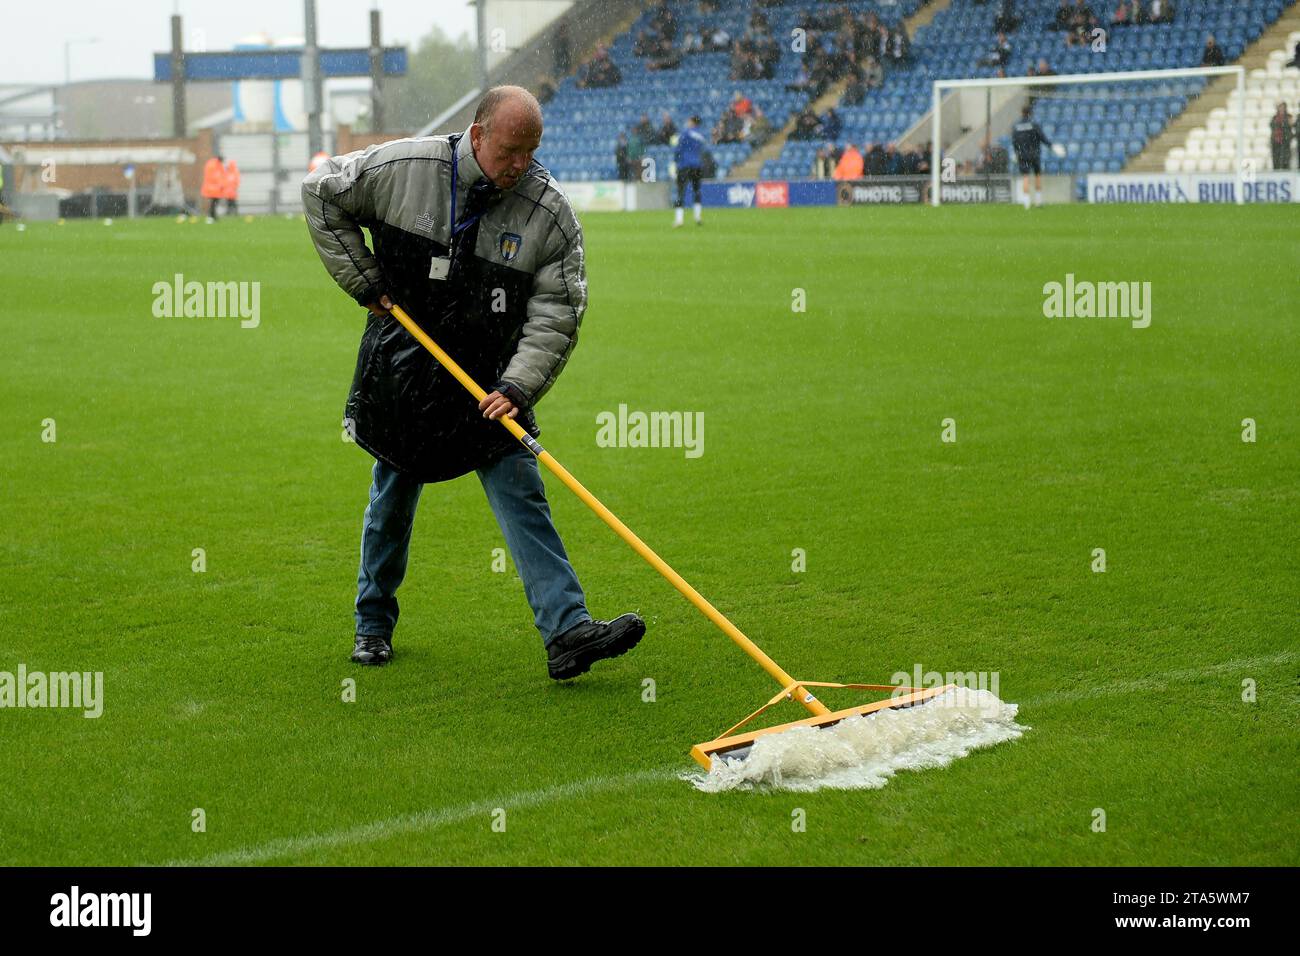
left=200, top=155, right=226, bottom=219
left=221, top=158, right=241, bottom=216
left=833, top=143, right=864, bottom=180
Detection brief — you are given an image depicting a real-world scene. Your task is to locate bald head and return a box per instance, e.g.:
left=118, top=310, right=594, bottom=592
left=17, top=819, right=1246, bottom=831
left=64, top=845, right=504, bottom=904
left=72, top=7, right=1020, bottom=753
left=474, top=85, right=543, bottom=135
left=470, top=86, right=543, bottom=189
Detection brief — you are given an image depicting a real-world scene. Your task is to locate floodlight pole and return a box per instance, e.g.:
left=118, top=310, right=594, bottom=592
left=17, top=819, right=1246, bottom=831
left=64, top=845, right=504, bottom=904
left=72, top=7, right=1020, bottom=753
left=369, top=8, right=384, bottom=133
left=303, top=0, right=324, bottom=156
left=475, top=0, right=490, bottom=94
left=169, top=16, right=186, bottom=136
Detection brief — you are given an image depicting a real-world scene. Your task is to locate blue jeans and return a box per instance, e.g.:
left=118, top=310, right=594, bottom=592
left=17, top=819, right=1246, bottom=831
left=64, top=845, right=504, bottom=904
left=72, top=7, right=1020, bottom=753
left=355, top=447, right=591, bottom=646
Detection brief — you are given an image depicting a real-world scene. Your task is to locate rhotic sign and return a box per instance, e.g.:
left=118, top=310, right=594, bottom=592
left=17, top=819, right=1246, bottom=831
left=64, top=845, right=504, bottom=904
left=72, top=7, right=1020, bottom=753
left=499, top=232, right=523, bottom=261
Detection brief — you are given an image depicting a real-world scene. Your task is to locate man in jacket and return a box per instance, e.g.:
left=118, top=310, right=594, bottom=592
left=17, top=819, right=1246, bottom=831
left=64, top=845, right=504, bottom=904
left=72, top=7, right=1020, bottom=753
left=221, top=158, right=241, bottom=216
left=673, top=115, right=708, bottom=227
left=201, top=155, right=225, bottom=219
left=302, top=85, right=645, bottom=677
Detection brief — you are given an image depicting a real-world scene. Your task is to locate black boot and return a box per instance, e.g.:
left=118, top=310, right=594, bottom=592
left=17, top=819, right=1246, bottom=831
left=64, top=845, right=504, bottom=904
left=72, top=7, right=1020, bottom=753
left=351, top=634, right=393, bottom=665
left=547, top=613, right=646, bottom=680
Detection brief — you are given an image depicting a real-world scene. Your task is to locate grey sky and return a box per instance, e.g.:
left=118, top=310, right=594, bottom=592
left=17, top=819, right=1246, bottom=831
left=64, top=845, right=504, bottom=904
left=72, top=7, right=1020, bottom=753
left=4, top=0, right=477, bottom=86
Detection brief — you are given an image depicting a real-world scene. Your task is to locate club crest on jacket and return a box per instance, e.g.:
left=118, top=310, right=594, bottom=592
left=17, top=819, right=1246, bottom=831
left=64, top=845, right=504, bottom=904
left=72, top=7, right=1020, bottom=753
left=499, top=232, right=523, bottom=261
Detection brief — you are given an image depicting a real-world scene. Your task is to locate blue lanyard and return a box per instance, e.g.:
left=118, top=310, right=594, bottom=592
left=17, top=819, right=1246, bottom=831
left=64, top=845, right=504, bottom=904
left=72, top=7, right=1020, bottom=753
left=449, top=144, right=487, bottom=240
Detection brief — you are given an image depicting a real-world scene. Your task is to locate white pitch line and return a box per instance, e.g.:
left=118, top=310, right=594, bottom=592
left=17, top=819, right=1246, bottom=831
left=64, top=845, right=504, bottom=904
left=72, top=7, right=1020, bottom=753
left=163, top=767, right=677, bottom=867
left=1019, top=650, right=1297, bottom=708
left=158, top=650, right=1296, bottom=865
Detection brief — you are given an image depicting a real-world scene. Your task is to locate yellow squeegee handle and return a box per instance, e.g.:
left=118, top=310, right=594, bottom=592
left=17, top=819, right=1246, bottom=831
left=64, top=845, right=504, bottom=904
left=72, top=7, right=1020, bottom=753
left=388, top=302, right=830, bottom=718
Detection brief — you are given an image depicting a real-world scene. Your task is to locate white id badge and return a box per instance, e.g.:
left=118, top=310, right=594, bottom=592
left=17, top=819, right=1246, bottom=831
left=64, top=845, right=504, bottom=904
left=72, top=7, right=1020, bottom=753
left=429, top=256, right=451, bottom=280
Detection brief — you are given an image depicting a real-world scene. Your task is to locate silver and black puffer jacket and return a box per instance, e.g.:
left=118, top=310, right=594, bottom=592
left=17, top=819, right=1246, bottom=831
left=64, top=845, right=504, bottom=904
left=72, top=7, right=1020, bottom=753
left=303, top=126, right=587, bottom=482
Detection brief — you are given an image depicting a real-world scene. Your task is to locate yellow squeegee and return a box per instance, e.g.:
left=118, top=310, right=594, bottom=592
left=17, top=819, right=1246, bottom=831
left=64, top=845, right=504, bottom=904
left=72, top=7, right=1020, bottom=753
left=389, top=302, right=951, bottom=769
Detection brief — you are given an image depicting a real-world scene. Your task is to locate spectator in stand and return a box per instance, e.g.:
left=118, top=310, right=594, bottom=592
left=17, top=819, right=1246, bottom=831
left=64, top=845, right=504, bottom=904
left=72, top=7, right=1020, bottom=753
left=844, top=71, right=867, bottom=105
left=634, top=29, right=657, bottom=57
left=747, top=106, right=774, bottom=147
left=978, top=140, right=1009, bottom=174
left=1110, top=2, right=1132, bottom=27
left=615, top=133, right=631, bottom=181
left=821, top=108, right=843, bottom=141
left=859, top=11, right=882, bottom=59
left=1147, top=0, right=1175, bottom=25
left=536, top=78, right=556, bottom=104
left=812, top=143, right=836, bottom=179
left=730, top=41, right=764, bottom=80
left=1037, top=58, right=1057, bottom=76
left=553, top=23, right=571, bottom=76
left=683, top=30, right=704, bottom=54
left=1052, top=0, right=1072, bottom=29
left=1066, top=0, right=1099, bottom=47
left=1287, top=39, right=1300, bottom=68
left=577, top=45, right=622, bottom=88
left=887, top=26, right=910, bottom=66
left=648, top=45, right=683, bottom=71
left=713, top=106, right=745, bottom=144
left=865, top=142, right=886, bottom=175
left=632, top=114, right=655, bottom=144
left=731, top=91, right=754, bottom=119
left=815, top=51, right=840, bottom=96
left=705, top=26, right=731, bottom=52
left=864, top=55, right=884, bottom=88
left=1270, top=102, right=1295, bottom=170
left=1201, top=34, right=1226, bottom=66
left=995, top=1, right=1021, bottom=34
left=700, top=148, right=718, bottom=180
left=883, top=143, right=902, bottom=175
left=627, top=126, right=646, bottom=179
left=980, top=32, right=1012, bottom=67
left=791, top=106, right=822, bottom=140
left=833, top=142, right=864, bottom=180
left=757, top=35, right=781, bottom=77
left=656, top=111, right=677, bottom=146
left=651, top=0, right=678, bottom=42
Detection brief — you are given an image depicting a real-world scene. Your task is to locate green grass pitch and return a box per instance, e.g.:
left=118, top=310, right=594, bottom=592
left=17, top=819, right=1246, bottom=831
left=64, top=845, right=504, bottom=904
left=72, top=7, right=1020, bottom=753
left=0, top=206, right=1295, bottom=865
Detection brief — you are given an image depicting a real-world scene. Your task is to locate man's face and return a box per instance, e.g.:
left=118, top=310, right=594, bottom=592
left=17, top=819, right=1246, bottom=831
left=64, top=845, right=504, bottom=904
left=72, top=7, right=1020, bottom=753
left=471, top=116, right=542, bottom=190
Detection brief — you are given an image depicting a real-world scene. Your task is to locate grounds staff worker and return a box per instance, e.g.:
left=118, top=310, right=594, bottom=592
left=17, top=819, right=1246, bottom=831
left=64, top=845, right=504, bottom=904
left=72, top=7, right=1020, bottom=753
left=302, top=86, right=645, bottom=678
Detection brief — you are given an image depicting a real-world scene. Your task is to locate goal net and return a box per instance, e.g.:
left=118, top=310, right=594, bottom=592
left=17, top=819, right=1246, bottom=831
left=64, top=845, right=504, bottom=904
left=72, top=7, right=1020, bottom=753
left=927, top=66, right=1247, bottom=205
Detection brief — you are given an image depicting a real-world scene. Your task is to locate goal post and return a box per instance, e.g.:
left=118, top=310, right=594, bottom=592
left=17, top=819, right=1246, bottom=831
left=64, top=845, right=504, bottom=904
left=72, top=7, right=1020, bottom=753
left=929, top=65, right=1247, bottom=206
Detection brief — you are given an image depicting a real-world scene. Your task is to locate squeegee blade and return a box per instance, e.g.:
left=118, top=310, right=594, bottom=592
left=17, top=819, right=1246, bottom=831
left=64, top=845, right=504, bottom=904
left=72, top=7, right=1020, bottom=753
left=690, top=685, right=955, bottom=769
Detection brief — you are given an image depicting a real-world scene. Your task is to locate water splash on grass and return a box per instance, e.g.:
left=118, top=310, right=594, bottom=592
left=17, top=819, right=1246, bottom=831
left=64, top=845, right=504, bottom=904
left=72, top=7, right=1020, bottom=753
left=685, top=688, right=1028, bottom=793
